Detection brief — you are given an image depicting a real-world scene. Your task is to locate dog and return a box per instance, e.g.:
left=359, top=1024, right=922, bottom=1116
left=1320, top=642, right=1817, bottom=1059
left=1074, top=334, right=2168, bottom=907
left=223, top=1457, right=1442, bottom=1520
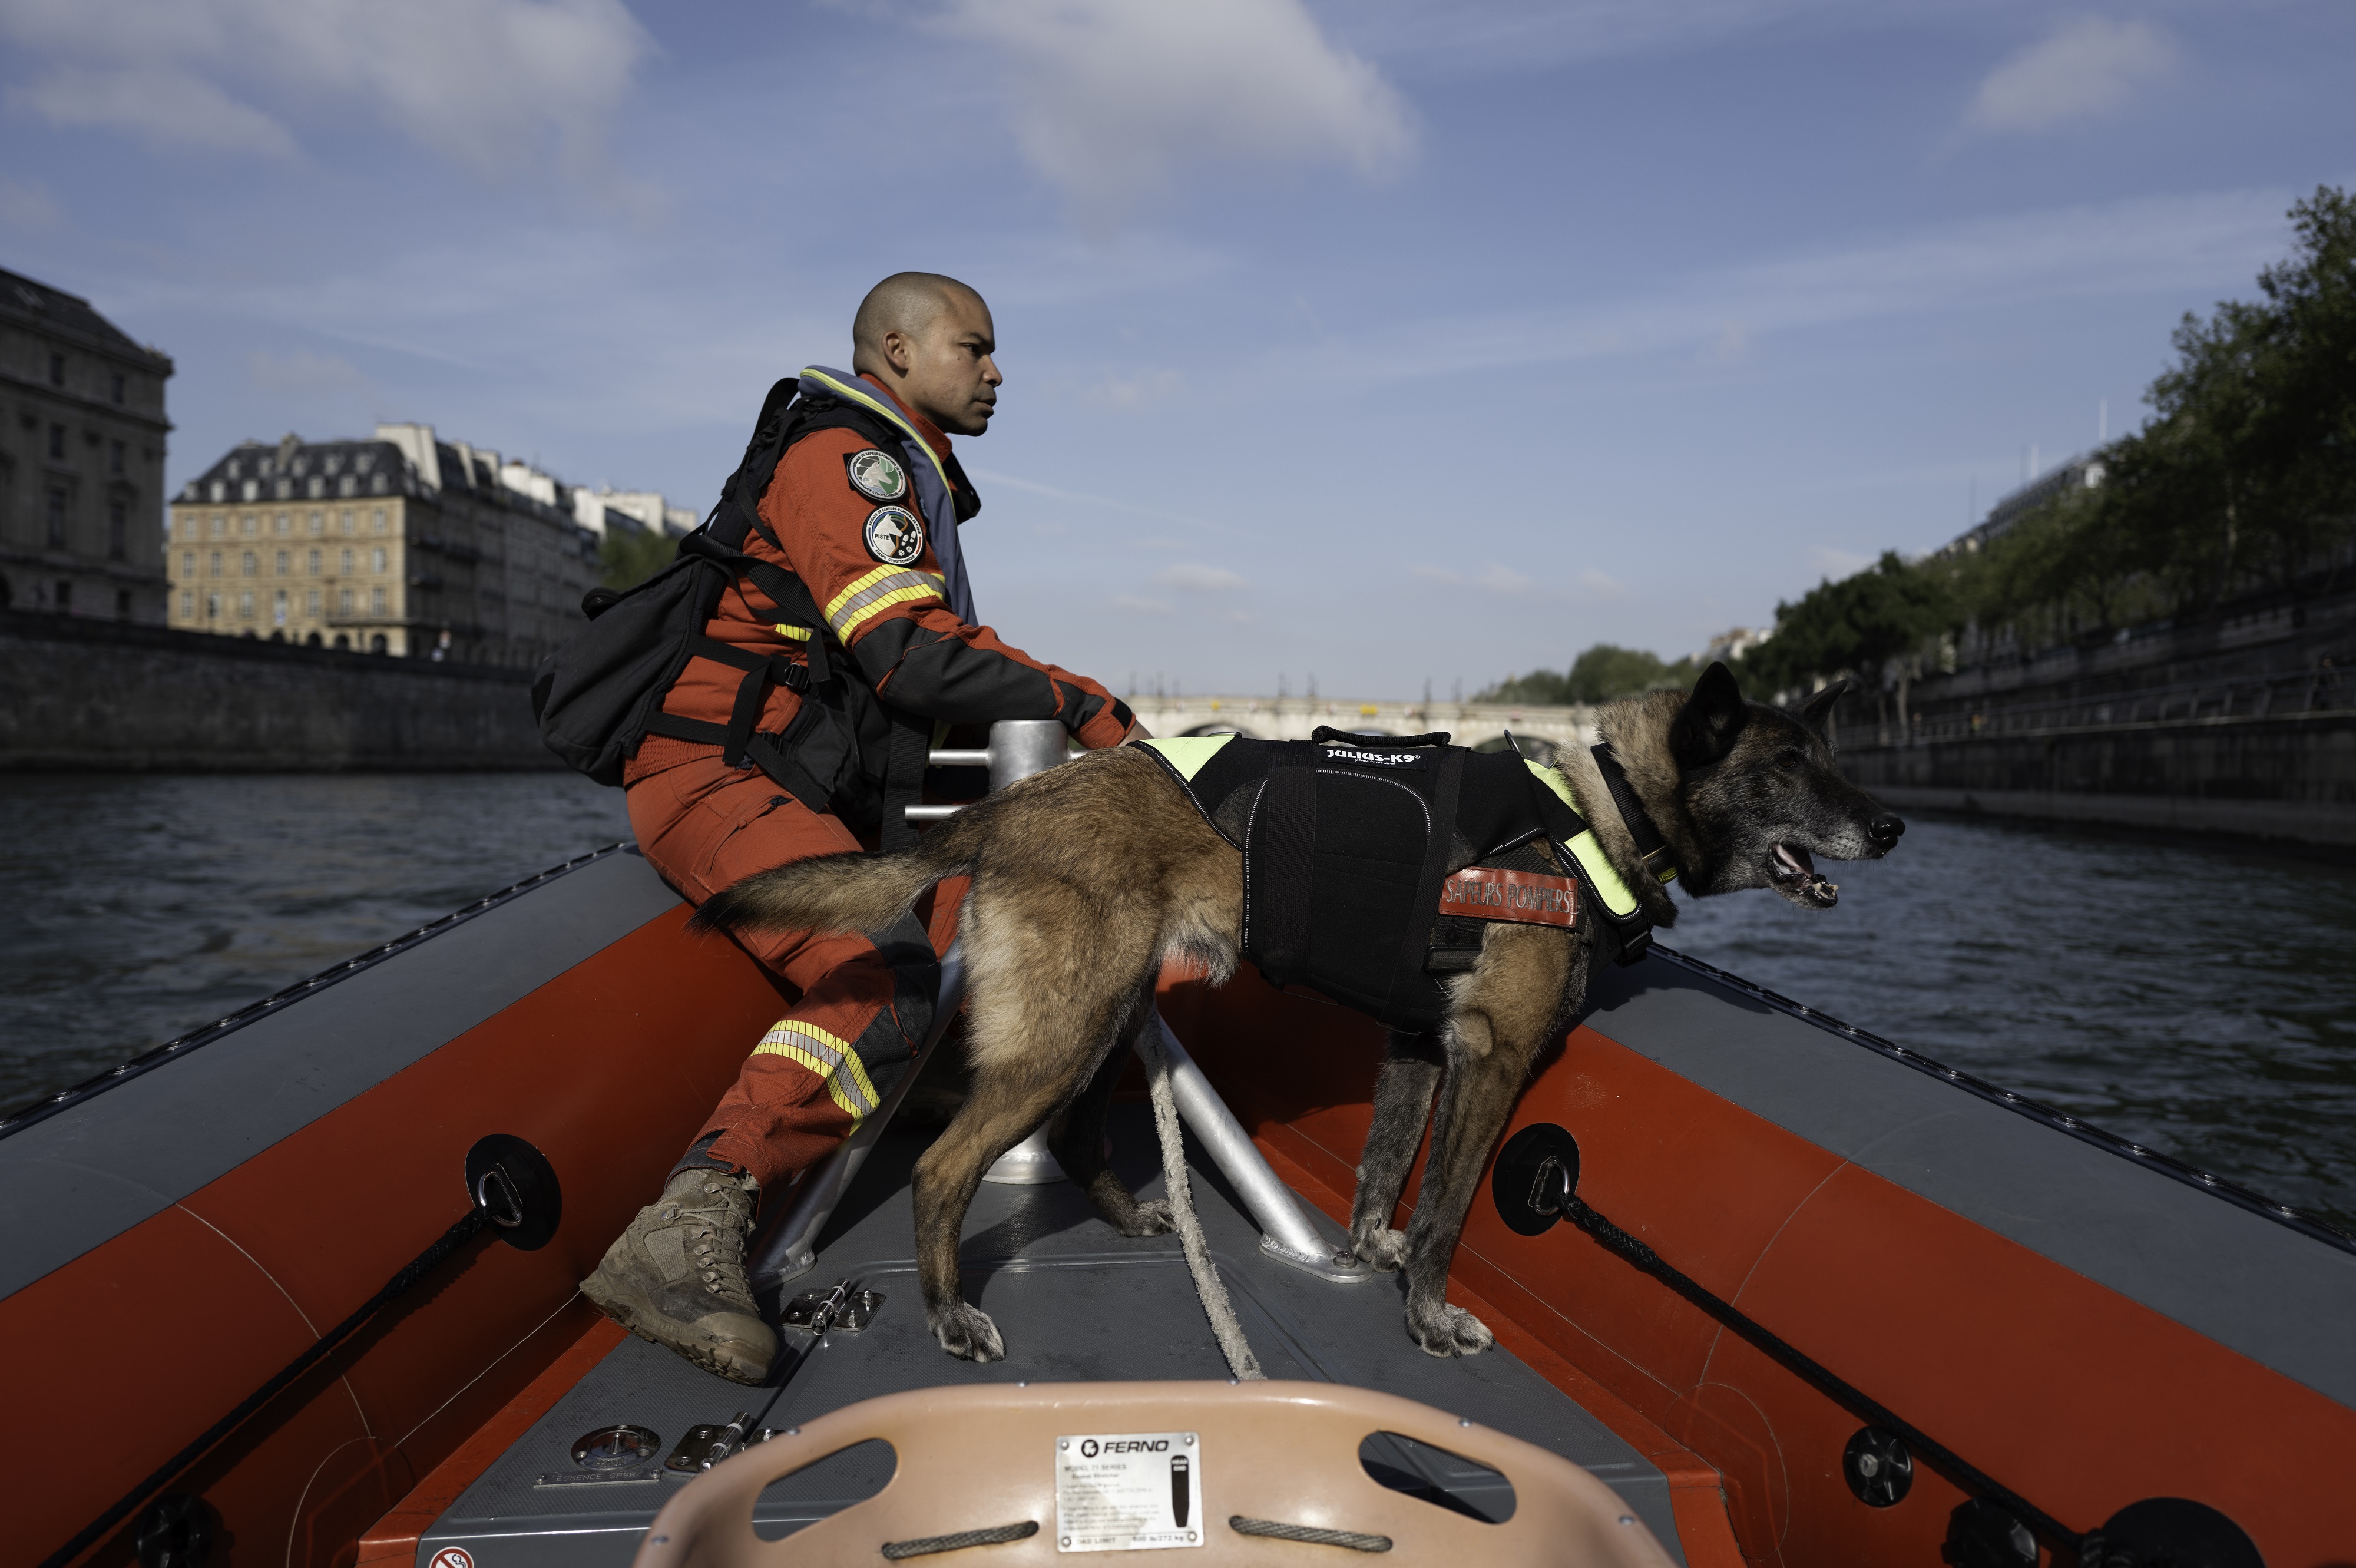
left=691, top=662, right=1904, bottom=1362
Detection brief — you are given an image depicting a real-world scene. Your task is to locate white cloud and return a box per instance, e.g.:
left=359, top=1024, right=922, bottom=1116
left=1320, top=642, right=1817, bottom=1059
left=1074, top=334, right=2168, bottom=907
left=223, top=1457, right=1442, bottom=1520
left=1289, top=186, right=2293, bottom=386
left=247, top=346, right=366, bottom=392
left=0, top=173, right=62, bottom=230
left=1156, top=561, right=1250, bottom=591
left=1966, top=18, right=2177, bottom=135
left=1577, top=567, right=1627, bottom=599
left=0, top=0, right=649, bottom=179
left=1111, top=594, right=1174, bottom=615
left=1086, top=368, right=1186, bottom=410
left=1809, top=545, right=1871, bottom=579
left=939, top=0, right=1415, bottom=224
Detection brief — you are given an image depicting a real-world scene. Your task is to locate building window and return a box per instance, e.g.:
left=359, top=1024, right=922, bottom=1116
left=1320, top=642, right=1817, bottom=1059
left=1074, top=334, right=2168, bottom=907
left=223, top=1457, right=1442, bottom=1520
left=209, top=551, right=222, bottom=576
left=273, top=513, right=288, bottom=535
left=274, top=478, right=292, bottom=499
left=180, top=591, right=193, bottom=618
left=274, top=590, right=289, bottom=627
left=307, top=511, right=322, bottom=534
left=181, top=551, right=195, bottom=578
left=56, top=580, right=72, bottom=611
left=370, top=633, right=388, bottom=653
left=370, top=586, right=386, bottom=614
left=241, top=514, right=257, bottom=537
left=372, top=508, right=388, bottom=533
left=46, top=488, right=65, bottom=547
left=371, top=547, right=387, bottom=573
left=339, top=588, right=353, bottom=615
left=370, top=474, right=388, bottom=495
left=240, top=480, right=258, bottom=502
left=47, top=352, right=65, bottom=386
left=274, top=550, right=289, bottom=575
left=306, top=589, right=321, bottom=614
left=116, top=588, right=131, bottom=621
left=209, top=515, right=224, bottom=540
left=339, top=475, right=357, bottom=497
left=239, top=591, right=254, bottom=618
left=340, top=548, right=355, bottom=574
left=241, top=551, right=257, bottom=576
left=110, top=373, right=125, bottom=405
left=108, top=501, right=126, bottom=561
left=47, top=423, right=65, bottom=459
left=307, top=548, right=321, bottom=574
left=209, top=481, right=225, bottom=502
left=206, top=592, right=220, bottom=620
left=340, top=511, right=356, bottom=536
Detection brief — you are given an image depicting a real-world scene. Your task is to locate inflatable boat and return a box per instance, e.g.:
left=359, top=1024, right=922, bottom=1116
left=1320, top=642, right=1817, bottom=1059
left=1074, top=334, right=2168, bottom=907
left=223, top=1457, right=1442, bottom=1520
left=6, top=736, right=2352, bottom=1567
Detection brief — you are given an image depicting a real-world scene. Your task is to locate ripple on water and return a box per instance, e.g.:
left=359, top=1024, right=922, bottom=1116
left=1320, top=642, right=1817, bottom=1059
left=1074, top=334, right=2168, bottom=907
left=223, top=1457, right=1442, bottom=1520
left=1669, top=812, right=2356, bottom=1228
left=0, top=772, right=633, bottom=1109
left=5, top=780, right=2352, bottom=1229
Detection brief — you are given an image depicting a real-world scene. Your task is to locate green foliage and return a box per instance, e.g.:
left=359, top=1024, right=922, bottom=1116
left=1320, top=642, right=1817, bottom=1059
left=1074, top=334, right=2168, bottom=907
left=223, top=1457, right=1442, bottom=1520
left=1478, top=644, right=1699, bottom=705
left=599, top=525, right=677, bottom=591
left=1745, top=551, right=1956, bottom=696
left=1748, top=185, right=2356, bottom=691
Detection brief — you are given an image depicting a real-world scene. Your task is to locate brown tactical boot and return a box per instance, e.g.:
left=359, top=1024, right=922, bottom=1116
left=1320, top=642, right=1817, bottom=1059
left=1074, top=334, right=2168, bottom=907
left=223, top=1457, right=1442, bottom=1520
left=581, top=1169, right=777, bottom=1384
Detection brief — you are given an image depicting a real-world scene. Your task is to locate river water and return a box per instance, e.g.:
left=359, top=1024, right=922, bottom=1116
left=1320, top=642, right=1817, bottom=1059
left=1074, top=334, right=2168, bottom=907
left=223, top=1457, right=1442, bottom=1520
left=4, top=774, right=2353, bottom=1228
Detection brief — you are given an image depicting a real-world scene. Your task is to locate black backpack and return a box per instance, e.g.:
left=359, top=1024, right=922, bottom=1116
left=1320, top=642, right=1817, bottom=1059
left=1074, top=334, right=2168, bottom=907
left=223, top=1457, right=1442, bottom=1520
left=530, top=379, right=930, bottom=838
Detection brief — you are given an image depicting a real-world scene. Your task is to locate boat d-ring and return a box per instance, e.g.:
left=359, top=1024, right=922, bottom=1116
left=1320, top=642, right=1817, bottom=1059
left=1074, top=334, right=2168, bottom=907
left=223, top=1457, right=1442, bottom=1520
left=1491, top=1123, right=1580, bottom=1237
left=464, top=1134, right=563, bottom=1251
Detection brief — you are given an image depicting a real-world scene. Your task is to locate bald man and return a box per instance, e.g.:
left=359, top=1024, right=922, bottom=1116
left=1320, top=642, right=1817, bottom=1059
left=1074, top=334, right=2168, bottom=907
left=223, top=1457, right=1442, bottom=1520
left=581, top=273, right=1146, bottom=1382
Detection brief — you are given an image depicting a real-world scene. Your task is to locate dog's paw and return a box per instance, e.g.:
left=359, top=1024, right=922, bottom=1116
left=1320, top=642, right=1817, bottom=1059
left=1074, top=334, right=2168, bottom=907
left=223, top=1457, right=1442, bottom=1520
left=1405, top=1301, right=1495, bottom=1358
left=1351, top=1225, right=1410, bottom=1272
left=929, top=1301, right=1006, bottom=1363
left=1118, top=1197, right=1177, bottom=1237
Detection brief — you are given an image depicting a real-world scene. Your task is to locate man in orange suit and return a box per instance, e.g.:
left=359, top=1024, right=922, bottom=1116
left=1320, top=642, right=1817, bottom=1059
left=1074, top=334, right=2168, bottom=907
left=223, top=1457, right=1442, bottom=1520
left=582, top=273, right=1146, bottom=1382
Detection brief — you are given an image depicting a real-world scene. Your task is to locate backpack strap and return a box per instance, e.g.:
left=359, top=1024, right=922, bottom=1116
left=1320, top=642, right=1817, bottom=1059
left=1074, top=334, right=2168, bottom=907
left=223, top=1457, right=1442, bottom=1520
left=1383, top=746, right=1465, bottom=1024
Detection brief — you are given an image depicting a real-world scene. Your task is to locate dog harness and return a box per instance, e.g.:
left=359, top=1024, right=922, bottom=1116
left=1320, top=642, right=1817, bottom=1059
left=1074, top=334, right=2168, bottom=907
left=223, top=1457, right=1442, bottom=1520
left=1137, top=729, right=1663, bottom=1031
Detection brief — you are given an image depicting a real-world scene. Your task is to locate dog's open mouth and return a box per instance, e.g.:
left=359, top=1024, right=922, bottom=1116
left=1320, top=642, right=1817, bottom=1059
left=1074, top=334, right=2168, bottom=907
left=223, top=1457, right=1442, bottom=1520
left=1768, top=843, right=1840, bottom=907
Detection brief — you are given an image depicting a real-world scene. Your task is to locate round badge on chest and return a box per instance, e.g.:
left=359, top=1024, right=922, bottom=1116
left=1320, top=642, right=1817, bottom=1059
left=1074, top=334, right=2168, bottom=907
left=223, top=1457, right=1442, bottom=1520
left=863, top=505, right=926, bottom=566
left=846, top=448, right=908, bottom=502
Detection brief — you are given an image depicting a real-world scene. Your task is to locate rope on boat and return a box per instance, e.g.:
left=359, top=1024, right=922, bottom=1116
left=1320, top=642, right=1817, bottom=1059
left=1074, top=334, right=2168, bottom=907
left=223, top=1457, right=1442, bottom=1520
left=41, top=1204, right=494, bottom=1568
left=1230, top=1516, right=1394, bottom=1552
left=1561, top=1194, right=2082, bottom=1555
left=881, top=1520, right=1041, bottom=1559
left=1136, top=1014, right=1265, bottom=1381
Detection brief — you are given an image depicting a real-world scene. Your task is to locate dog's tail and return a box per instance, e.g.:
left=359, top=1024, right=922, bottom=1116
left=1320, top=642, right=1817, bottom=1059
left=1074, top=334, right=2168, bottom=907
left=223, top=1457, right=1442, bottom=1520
left=688, top=807, right=985, bottom=939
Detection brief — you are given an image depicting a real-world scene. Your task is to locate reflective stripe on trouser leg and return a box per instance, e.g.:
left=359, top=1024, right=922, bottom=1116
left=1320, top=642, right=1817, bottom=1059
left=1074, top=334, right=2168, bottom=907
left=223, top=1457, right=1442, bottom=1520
left=694, top=910, right=939, bottom=1191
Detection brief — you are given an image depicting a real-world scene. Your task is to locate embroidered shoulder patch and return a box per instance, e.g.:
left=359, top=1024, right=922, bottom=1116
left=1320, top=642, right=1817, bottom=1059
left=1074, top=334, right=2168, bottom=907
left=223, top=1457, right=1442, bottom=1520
left=846, top=448, right=908, bottom=502
left=862, top=505, right=925, bottom=566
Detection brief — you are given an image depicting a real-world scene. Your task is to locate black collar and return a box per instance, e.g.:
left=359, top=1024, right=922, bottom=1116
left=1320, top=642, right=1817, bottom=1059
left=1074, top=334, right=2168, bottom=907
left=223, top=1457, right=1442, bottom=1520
left=1591, top=744, right=1680, bottom=886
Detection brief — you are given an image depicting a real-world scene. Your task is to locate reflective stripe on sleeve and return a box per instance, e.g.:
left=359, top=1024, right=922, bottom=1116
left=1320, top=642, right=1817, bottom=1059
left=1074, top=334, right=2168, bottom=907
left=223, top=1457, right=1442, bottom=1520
left=825, top=565, right=945, bottom=639
left=751, top=1019, right=882, bottom=1122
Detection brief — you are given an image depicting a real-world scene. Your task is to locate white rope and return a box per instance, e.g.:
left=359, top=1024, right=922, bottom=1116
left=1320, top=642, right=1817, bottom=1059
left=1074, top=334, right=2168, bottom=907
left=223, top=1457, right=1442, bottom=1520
left=1136, top=1015, right=1264, bottom=1381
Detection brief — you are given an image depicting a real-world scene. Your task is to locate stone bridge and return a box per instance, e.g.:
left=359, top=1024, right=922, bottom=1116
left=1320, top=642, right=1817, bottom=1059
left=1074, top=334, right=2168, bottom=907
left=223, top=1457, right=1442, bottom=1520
left=1121, top=694, right=1597, bottom=753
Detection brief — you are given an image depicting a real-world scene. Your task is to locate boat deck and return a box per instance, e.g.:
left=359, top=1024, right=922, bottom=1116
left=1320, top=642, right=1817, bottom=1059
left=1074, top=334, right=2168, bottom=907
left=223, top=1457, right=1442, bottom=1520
left=418, top=1105, right=1689, bottom=1566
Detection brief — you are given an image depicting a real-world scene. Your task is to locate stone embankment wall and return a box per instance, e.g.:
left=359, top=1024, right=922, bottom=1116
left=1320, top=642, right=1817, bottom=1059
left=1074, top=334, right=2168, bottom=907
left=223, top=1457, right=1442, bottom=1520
left=1831, top=584, right=2356, bottom=845
left=0, top=610, right=558, bottom=771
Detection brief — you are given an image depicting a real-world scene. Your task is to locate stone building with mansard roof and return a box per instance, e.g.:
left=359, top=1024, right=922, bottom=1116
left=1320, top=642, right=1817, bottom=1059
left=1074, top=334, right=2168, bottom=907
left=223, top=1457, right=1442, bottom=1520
left=0, top=266, right=174, bottom=621
left=167, top=423, right=608, bottom=666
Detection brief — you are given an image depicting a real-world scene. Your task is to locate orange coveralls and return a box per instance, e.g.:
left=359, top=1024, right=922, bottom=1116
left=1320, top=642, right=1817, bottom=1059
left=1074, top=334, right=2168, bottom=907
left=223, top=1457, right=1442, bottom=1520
left=624, top=374, right=1131, bottom=1191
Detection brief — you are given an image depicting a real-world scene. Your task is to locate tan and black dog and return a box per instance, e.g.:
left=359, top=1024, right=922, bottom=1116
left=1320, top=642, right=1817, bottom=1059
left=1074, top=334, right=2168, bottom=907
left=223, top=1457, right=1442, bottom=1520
left=692, top=663, right=1903, bottom=1362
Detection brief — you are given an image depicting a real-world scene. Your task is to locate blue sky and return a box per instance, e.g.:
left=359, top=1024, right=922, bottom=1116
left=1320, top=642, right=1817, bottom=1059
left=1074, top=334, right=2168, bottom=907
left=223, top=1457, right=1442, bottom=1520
left=4, top=0, right=2350, bottom=699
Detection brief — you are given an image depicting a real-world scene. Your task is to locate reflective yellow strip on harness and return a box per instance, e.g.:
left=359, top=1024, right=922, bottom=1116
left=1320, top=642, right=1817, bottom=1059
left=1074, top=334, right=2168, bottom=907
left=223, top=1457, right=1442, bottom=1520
left=1524, top=761, right=1642, bottom=919
left=825, top=565, right=945, bottom=639
left=752, top=1019, right=882, bottom=1122
left=797, top=367, right=957, bottom=499
left=772, top=623, right=813, bottom=642
left=1137, top=733, right=1236, bottom=780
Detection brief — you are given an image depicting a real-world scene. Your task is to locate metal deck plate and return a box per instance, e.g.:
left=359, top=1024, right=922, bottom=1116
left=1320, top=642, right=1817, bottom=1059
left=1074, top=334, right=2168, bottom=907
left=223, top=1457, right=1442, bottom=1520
left=419, top=1107, right=1687, bottom=1566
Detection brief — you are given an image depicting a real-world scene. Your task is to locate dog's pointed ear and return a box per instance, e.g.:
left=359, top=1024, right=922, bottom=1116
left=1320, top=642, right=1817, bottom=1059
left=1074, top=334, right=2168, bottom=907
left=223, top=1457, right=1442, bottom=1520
left=1798, top=678, right=1854, bottom=739
left=1670, top=661, right=1749, bottom=770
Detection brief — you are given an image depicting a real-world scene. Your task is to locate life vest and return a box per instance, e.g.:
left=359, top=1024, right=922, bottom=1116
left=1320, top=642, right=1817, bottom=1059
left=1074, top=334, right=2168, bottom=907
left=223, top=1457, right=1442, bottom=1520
left=1136, top=729, right=1659, bottom=1032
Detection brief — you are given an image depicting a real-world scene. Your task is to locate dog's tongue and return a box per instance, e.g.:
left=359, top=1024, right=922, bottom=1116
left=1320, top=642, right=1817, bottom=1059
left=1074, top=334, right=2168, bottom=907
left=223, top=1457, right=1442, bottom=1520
left=1772, top=843, right=1816, bottom=879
